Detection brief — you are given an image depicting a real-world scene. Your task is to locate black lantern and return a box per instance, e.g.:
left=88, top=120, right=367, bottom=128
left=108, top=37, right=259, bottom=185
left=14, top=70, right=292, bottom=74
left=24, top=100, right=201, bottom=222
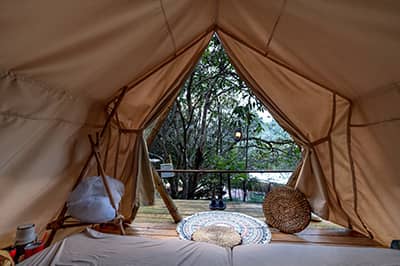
left=234, top=128, right=242, bottom=142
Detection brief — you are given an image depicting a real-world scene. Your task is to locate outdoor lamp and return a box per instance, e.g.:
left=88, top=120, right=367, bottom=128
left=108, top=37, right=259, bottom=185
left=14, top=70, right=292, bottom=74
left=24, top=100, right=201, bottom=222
left=234, top=128, right=242, bottom=142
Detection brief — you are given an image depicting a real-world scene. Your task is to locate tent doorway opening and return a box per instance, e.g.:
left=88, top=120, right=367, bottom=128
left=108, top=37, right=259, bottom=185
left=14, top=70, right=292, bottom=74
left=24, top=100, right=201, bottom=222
left=147, top=34, right=301, bottom=203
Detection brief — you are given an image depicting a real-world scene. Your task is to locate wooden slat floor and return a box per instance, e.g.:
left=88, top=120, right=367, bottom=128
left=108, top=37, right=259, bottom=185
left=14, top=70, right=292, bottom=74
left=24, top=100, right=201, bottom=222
left=105, top=199, right=380, bottom=247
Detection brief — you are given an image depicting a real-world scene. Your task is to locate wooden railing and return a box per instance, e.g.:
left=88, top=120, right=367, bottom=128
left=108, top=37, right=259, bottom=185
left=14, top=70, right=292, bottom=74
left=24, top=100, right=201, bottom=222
left=155, top=169, right=292, bottom=174
left=155, top=169, right=293, bottom=203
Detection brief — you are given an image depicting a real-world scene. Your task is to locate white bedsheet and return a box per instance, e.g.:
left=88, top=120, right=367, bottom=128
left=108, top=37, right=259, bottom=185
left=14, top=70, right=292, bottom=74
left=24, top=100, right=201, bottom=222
left=21, top=228, right=400, bottom=266
left=21, top=228, right=231, bottom=266
left=234, top=243, right=400, bottom=266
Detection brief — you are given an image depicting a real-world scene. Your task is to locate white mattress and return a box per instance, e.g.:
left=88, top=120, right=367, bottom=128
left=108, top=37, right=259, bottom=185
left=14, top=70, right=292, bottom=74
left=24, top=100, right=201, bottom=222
left=233, top=243, right=400, bottom=266
left=21, top=228, right=232, bottom=266
left=21, top=228, right=400, bottom=266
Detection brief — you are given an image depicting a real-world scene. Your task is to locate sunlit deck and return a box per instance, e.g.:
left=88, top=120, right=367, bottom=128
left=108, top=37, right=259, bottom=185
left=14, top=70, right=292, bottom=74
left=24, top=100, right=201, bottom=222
left=114, top=199, right=380, bottom=247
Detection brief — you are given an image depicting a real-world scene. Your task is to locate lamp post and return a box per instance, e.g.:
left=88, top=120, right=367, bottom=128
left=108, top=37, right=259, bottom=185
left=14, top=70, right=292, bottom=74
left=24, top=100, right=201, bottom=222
left=232, top=128, right=242, bottom=201
left=244, top=117, right=249, bottom=202
left=234, top=127, right=248, bottom=201
left=234, top=116, right=250, bottom=201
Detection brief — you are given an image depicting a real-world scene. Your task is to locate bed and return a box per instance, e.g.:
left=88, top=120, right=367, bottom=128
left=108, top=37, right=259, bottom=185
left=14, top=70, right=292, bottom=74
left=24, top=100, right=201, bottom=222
left=21, top=228, right=400, bottom=266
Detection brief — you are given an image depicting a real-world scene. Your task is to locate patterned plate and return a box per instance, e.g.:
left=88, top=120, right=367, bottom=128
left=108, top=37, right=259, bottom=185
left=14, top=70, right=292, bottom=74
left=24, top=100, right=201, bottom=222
left=176, top=211, right=271, bottom=245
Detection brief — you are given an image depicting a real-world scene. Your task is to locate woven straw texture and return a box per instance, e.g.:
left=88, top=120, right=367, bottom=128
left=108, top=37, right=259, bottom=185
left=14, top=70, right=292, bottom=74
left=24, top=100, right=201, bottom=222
left=263, top=186, right=311, bottom=233
left=192, top=225, right=242, bottom=248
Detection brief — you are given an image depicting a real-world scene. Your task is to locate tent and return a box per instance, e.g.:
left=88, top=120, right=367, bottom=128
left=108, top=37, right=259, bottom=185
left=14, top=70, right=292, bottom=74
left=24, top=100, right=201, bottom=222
left=0, top=0, right=399, bottom=247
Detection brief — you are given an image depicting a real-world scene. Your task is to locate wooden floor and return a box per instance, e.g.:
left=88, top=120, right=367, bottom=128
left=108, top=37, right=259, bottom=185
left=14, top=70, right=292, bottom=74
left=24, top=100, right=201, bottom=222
left=114, top=199, right=380, bottom=247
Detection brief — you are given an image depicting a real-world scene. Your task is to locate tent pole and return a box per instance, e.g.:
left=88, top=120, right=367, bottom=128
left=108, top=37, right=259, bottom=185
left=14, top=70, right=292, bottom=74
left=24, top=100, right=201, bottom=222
left=100, top=86, right=128, bottom=138
left=145, top=103, right=182, bottom=223
left=89, top=135, right=126, bottom=235
left=152, top=168, right=182, bottom=223
left=45, top=86, right=128, bottom=246
left=130, top=203, right=140, bottom=222
left=89, top=135, right=118, bottom=210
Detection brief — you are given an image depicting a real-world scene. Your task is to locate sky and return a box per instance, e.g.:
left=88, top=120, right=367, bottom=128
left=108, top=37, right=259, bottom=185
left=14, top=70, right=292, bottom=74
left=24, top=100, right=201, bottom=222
left=258, top=110, right=273, bottom=123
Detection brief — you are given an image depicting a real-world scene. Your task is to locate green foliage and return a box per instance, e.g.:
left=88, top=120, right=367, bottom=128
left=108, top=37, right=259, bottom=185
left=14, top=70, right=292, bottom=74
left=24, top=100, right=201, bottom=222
left=149, top=34, right=301, bottom=199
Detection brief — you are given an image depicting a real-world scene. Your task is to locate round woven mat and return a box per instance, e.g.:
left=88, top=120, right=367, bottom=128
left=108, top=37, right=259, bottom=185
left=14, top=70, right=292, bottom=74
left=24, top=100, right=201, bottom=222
left=192, top=225, right=242, bottom=248
left=177, top=211, right=271, bottom=245
left=263, top=186, right=311, bottom=233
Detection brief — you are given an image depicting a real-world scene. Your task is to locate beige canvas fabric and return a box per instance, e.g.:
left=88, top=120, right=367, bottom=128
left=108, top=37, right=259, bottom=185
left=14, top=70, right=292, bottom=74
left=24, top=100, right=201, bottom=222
left=0, top=0, right=399, bottom=247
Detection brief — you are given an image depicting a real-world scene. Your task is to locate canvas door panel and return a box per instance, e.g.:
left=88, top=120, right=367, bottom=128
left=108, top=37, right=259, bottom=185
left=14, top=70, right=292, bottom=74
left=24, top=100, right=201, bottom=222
left=218, top=31, right=333, bottom=142
left=351, top=123, right=400, bottom=246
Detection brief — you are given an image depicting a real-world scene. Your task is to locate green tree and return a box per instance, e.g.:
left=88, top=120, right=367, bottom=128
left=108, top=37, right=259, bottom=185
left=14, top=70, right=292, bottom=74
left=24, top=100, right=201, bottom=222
left=149, top=34, right=300, bottom=199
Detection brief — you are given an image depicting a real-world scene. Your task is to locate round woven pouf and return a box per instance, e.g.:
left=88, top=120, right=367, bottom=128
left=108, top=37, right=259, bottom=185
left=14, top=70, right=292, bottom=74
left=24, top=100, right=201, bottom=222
left=263, top=186, right=311, bottom=233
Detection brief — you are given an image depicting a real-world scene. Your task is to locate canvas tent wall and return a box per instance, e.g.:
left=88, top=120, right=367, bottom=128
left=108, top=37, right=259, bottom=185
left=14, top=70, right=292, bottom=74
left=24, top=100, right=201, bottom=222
left=0, top=0, right=399, bottom=247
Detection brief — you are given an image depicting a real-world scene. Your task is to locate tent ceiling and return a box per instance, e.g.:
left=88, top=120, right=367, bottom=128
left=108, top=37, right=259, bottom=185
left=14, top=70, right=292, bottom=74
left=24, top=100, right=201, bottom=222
left=267, top=0, right=400, bottom=100
left=0, top=0, right=215, bottom=101
left=2, top=0, right=399, bottom=102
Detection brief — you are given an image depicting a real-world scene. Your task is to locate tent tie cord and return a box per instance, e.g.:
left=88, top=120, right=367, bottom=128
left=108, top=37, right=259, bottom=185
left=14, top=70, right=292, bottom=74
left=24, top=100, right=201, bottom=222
left=309, top=136, right=330, bottom=147
left=119, top=127, right=144, bottom=135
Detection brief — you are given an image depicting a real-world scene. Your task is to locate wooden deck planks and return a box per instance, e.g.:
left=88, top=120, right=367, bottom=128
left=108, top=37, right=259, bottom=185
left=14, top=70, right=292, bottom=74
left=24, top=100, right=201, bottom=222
left=99, top=198, right=381, bottom=247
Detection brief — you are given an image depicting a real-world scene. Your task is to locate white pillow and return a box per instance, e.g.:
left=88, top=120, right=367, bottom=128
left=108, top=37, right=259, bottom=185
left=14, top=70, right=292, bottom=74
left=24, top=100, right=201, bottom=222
left=67, top=176, right=124, bottom=223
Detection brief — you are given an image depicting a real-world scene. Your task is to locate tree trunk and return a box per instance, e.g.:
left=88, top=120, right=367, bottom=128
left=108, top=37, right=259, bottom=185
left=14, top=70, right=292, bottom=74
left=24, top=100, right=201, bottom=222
left=242, top=180, right=247, bottom=202
left=187, top=90, right=212, bottom=198
left=227, top=175, right=232, bottom=201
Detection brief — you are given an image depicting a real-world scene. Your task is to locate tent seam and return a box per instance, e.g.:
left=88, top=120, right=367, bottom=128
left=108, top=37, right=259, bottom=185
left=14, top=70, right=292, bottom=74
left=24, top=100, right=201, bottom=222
left=214, top=0, right=220, bottom=26
left=310, top=136, right=329, bottom=146
left=140, top=35, right=211, bottom=128
left=347, top=104, right=374, bottom=239
left=0, top=70, right=92, bottom=103
left=328, top=94, right=353, bottom=228
left=159, top=0, right=177, bottom=55
left=263, top=0, right=287, bottom=55
left=327, top=95, right=342, bottom=218
left=0, top=111, right=101, bottom=128
left=217, top=30, right=309, bottom=142
left=328, top=136, right=352, bottom=227
left=121, top=30, right=213, bottom=99
left=0, top=113, right=95, bottom=171
left=217, top=28, right=351, bottom=102
left=327, top=94, right=336, bottom=135
left=350, top=118, right=400, bottom=127
left=216, top=26, right=266, bottom=55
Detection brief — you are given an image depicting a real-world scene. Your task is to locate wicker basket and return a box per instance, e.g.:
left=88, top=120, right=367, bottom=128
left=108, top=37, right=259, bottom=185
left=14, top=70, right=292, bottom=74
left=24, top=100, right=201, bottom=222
left=263, top=186, right=311, bottom=234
